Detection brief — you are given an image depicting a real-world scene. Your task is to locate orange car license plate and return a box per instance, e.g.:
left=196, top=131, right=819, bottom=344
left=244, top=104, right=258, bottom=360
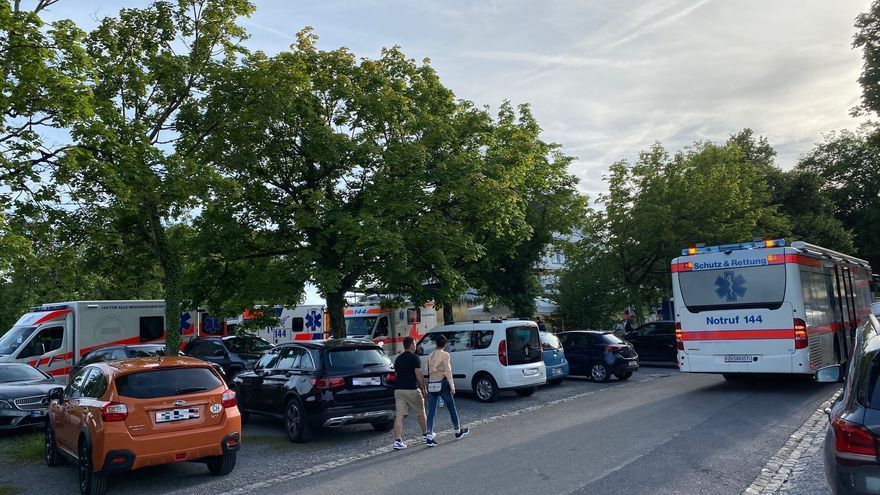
left=156, top=408, right=200, bottom=423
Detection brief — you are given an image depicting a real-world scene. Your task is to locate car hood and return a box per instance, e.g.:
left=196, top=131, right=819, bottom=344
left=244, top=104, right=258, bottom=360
left=0, top=379, right=61, bottom=399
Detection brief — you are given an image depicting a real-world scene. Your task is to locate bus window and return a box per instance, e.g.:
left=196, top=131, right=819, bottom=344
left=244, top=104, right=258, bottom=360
left=678, top=265, right=786, bottom=312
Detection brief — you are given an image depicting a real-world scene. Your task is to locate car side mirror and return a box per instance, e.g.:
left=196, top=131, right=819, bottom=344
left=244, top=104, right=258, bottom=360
left=815, top=365, right=841, bottom=383
left=47, top=387, right=64, bottom=403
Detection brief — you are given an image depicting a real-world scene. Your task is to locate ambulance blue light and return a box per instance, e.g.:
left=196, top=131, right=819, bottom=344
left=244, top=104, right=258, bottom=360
left=681, top=239, right=785, bottom=256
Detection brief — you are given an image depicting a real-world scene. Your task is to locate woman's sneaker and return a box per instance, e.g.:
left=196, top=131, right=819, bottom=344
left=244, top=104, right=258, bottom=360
left=455, top=427, right=470, bottom=440
left=426, top=438, right=438, bottom=447
left=393, top=439, right=407, bottom=450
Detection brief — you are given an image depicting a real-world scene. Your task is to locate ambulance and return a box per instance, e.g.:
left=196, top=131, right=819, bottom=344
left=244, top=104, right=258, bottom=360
left=232, top=305, right=327, bottom=345
left=0, top=301, right=175, bottom=380
left=672, top=239, right=874, bottom=377
left=344, top=302, right=439, bottom=357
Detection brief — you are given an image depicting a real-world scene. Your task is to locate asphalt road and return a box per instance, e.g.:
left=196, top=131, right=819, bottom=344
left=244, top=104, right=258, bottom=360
left=0, top=368, right=838, bottom=495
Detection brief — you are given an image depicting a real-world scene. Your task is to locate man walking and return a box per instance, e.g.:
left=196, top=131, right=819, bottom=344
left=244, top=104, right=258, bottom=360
left=392, top=336, right=428, bottom=450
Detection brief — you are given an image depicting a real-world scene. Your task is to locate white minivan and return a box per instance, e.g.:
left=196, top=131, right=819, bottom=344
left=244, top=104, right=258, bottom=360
left=416, top=320, right=546, bottom=403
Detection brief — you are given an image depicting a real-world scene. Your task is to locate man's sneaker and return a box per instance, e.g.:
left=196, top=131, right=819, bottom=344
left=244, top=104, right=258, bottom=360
left=455, top=427, right=470, bottom=440
left=393, top=440, right=407, bottom=450
left=426, top=438, right=438, bottom=447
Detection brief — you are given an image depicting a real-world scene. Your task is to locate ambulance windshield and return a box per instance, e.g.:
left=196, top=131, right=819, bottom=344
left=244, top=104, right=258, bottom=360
left=678, top=264, right=787, bottom=312
left=345, top=317, right=376, bottom=338
left=0, top=326, right=36, bottom=356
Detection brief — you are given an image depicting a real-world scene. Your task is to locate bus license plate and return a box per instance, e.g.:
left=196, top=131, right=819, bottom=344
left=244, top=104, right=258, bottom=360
left=724, top=355, right=754, bottom=363
left=156, top=408, right=200, bottom=423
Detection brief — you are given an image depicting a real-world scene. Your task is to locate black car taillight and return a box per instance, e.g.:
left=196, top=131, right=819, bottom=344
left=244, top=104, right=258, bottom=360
left=832, top=417, right=880, bottom=466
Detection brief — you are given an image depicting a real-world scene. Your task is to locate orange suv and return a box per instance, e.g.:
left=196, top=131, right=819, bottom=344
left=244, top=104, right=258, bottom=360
left=45, top=357, right=241, bottom=495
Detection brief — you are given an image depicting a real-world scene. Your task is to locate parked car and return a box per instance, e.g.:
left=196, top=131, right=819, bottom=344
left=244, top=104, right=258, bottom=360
left=183, top=335, right=274, bottom=380
left=232, top=339, right=396, bottom=443
left=818, top=313, right=880, bottom=495
left=416, top=320, right=546, bottom=403
left=540, top=331, right=569, bottom=385
left=557, top=331, right=639, bottom=382
left=72, top=344, right=226, bottom=381
left=0, top=363, right=61, bottom=430
left=45, top=357, right=241, bottom=495
left=624, top=320, right=677, bottom=364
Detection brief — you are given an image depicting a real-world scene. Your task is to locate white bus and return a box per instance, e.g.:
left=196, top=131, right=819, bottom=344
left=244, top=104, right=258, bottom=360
left=671, top=239, right=874, bottom=377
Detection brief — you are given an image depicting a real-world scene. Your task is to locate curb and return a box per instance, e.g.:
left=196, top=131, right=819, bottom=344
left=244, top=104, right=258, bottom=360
left=742, top=388, right=842, bottom=495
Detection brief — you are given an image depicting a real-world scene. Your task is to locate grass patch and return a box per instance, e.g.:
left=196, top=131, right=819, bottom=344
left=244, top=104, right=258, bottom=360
left=0, top=430, right=44, bottom=464
left=0, top=485, right=18, bottom=495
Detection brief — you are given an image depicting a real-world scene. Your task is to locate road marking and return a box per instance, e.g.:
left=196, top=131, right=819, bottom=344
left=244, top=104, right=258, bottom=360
left=215, top=374, right=671, bottom=495
left=742, top=388, right=842, bottom=495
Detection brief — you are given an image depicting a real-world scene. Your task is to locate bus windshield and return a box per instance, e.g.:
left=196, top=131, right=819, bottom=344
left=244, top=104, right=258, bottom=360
left=345, top=317, right=376, bottom=337
left=0, top=326, right=35, bottom=356
left=678, top=264, right=787, bottom=312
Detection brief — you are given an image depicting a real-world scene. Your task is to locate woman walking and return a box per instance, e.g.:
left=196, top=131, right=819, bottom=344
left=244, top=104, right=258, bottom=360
left=425, top=335, right=469, bottom=446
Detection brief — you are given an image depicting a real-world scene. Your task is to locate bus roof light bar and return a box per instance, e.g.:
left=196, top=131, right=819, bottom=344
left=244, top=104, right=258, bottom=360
left=681, top=239, right=786, bottom=256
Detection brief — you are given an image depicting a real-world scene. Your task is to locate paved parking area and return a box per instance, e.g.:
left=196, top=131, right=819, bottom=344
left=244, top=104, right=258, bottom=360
left=0, top=369, right=676, bottom=495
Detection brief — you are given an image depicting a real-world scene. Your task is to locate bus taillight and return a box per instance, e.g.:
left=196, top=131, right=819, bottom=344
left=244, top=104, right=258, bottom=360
left=794, top=318, right=808, bottom=349
left=675, top=322, right=684, bottom=350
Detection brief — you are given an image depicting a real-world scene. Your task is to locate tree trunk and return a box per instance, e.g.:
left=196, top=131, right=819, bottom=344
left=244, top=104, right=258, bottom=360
left=148, top=208, right=182, bottom=356
left=327, top=290, right=346, bottom=339
left=443, top=304, right=454, bottom=324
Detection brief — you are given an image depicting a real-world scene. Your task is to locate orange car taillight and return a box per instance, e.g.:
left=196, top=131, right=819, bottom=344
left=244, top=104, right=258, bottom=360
left=101, top=402, right=128, bottom=422
left=675, top=322, right=684, bottom=350
left=794, top=318, right=808, bottom=350
left=221, top=389, right=237, bottom=408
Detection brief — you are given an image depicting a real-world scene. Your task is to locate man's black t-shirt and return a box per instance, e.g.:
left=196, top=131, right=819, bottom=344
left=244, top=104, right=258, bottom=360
left=393, top=351, right=421, bottom=390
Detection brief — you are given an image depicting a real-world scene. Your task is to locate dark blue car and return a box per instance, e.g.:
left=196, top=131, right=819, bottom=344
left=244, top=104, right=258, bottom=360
left=540, top=331, right=569, bottom=385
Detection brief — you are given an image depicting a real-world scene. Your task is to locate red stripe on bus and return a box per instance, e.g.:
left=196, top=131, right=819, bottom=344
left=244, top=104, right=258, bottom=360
left=681, top=329, right=795, bottom=341
left=49, top=367, right=71, bottom=376
left=35, top=309, right=72, bottom=324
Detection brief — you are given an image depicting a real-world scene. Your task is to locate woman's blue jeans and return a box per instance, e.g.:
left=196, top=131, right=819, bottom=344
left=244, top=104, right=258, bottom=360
left=426, top=378, right=460, bottom=434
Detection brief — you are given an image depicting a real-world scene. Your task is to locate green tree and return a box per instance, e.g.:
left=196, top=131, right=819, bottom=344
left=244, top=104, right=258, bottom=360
left=62, top=0, right=254, bottom=354
left=799, top=128, right=880, bottom=269
left=855, top=1, right=880, bottom=115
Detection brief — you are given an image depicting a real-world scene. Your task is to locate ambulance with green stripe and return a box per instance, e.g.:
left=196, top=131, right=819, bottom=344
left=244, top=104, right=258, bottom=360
left=671, top=239, right=874, bottom=377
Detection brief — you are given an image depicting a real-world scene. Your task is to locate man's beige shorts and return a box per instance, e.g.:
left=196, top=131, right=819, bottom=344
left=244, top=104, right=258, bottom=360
left=395, top=389, right=425, bottom=417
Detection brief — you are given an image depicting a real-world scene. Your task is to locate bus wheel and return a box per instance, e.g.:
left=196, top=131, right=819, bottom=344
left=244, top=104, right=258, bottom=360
left=723, top=373, right=747, bottom=381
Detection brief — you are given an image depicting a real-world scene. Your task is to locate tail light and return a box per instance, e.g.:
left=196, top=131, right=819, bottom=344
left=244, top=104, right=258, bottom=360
left=604, top=345, right=621, bottom=353
left=498, top=340, right=508, bottom=366
left=386, top=372, right=397, bottom=383
left=311, top=377, right=346, bottom=389
left=794, top=318, right=808, bottom=350
left=221, top=389, right=237, bottom=408
left=675, top=322, right=684, bottom=350
left=101, top=402, right=128, bottom=422
left=831, top=417, right=879, bottom=466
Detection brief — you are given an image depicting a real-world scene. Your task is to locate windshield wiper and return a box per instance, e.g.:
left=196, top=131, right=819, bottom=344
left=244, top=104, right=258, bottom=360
left=175, top=387, right=207, bottom=394
left=361, top=362, right=384, bottom=367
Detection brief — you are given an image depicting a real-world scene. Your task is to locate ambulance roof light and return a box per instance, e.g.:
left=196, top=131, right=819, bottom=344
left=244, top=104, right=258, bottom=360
left=681, top=238, right=786, bottom=256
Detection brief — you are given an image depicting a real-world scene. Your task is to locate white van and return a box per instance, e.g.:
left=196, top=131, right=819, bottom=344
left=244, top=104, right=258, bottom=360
left=416, top=320, right=546, bottom=403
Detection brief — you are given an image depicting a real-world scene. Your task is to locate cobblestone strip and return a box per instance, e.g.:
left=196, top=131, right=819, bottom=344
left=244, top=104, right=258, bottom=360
left=742, top=388, right=842, bottom=495
left=212, top=374, right=671, bottom=495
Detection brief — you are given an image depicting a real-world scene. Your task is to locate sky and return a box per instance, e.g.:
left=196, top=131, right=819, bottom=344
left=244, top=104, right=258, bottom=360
left=40, top=0, right=873, bottom=304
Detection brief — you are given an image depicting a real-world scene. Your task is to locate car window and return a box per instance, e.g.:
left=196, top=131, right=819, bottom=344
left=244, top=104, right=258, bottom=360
left=859, top=349, right=880, bottom=410
left=540, top=332, right=562, bottom=350
left=636, top=324, right=657, bottom=336
left=300, top=351, right=315, bottom=371
left=78, top=350, right=107, bottom=366
left=417, top=334, right=442, bottom=355
left=325, top=348, right=391, bottom=370
left=373, top=317, right=389, bottom=338
left=127, top=346, right=165, bottom=358
left=226, top=336, right=273, bottom=354
left=275, top=347, right=304, bottom=370
left=657, top=323, right=676, bottom=335
left=505, top=326, right=542, bottom=365
left=571, top=333, right=592, bottom=348
left=473, top=330, right=494, bottom=350
left=81, top=368, right=108, bottom=399
left=255, top=350, right=281, bottom=370
left=191, top=340, right=226, bottom=358
left=115, top=367, right=223, bottom=399
left=66, top=368, right=89, bottom=398
left=0, top=364, right=49, bottom=383
left=601, top=333, right=625, bottom=344
left=17, top=326, right=64, bottom=359
left=446, top=331, right=472, bottom=352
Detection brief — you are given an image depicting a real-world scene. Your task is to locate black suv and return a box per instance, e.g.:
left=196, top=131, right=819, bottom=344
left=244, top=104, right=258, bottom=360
left=232, top=339, right=396, bottom=443
left=819, top=314, right=880, bottom=494
left=624, top=320, right=677, bottom=364
left=183, top=335, right=273, bottom=380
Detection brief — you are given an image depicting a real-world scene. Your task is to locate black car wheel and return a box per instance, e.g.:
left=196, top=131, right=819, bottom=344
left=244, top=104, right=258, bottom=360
left=371, top=421, right=394, bottom=432
left=206, top=451, right=237, bottom=476
left=78, top=440, right=107, bottom=495
left=284, top=398, right=312, bottom=443
left=45, top=421, right=65, bottom=467
left=590, top=363, right=610, bottom=383
left=515, top=386, right=536, bottom=397
left=473, top=373, right=499, bottom=403
left=615, top=372, right=633, bottom=380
